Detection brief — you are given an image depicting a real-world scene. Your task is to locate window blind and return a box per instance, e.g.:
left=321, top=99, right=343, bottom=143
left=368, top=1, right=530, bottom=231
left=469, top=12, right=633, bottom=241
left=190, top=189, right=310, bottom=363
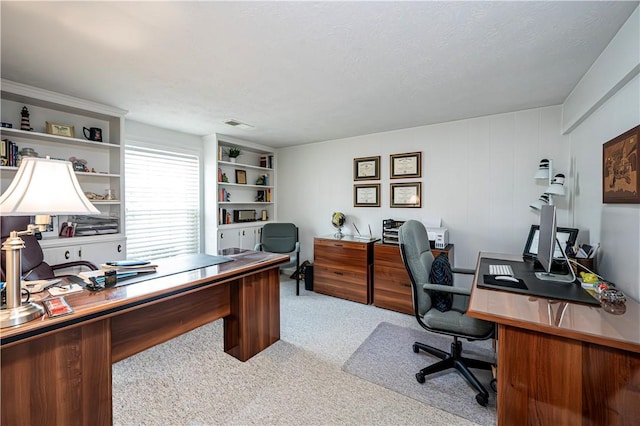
left=125, top=145, right=200, bottom=260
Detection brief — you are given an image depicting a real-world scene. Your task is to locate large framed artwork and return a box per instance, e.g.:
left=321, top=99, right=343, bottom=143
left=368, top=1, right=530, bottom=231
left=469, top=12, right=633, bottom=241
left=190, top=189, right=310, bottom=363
left=603, top=125, right=639, bottom=204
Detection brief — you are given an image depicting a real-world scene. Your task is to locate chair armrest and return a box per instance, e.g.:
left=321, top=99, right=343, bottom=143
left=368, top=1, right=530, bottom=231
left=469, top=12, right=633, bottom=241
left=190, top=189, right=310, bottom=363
left=423, top=283, right=471, bottom=296
left=254, top=243, right=262, bottom=251
left=51, top=260, right=98, bottom=272
left=451, top=267, right=475, bottom=275
left=294, top=242, right=300, bottom=253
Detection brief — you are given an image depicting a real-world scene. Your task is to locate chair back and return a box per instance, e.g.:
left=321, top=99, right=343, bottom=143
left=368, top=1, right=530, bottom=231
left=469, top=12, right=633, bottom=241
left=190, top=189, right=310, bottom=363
left=260, top=223, right=298, bottom=254
left=1, top=216, right=53, bottom=280
left=398, top=220, right=435, bottom=316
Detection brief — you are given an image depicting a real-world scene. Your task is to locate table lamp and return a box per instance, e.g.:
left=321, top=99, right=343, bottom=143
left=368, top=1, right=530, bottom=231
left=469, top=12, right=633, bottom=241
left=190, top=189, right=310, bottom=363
left=1, top=157, right=99, bottom=328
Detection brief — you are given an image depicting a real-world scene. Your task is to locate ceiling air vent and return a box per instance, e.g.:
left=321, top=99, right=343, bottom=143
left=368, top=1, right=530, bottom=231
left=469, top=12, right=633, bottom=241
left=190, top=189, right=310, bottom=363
left=223, top=119, right=254, bottom=130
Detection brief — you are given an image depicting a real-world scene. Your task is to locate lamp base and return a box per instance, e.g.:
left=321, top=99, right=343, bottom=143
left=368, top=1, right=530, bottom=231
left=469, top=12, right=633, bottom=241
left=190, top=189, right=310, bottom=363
left=0, top=302, right=45, bottom=328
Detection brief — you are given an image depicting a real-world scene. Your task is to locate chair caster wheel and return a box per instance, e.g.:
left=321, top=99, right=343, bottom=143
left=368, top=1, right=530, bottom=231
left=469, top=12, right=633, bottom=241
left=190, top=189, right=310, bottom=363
left=415, top=373, right=425, bottom=384
left=412, top=344, right=420, bottom=353
left=490, top=379, right=497, bottom=393
left=476, top=393, right=488, bottom=406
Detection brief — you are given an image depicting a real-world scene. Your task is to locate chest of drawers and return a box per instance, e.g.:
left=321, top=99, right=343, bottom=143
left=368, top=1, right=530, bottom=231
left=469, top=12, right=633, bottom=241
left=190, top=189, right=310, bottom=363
left=313, top=235, right=377, bottom=304
left=373, top=243, right=454, bottom=314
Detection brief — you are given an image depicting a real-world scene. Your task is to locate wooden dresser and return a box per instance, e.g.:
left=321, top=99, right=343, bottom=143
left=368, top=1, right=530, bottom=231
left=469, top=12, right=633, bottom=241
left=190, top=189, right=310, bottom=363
left=313, top=235, right=378, bottom=304
left=373, top=243, right=454, bottom=314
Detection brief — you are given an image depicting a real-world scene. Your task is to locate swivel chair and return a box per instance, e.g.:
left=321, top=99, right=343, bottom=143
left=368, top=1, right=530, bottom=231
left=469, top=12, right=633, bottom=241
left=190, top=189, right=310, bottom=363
left=254, top=222, right=301, bottom=295
left=398, top=220, right=495, bottom=406
left=1, top=216, right=98, bottom=281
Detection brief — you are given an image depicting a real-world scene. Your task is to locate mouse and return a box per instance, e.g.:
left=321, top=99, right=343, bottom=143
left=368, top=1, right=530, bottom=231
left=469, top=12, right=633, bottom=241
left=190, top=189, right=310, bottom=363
left=494, top=275, right=519, bottom=282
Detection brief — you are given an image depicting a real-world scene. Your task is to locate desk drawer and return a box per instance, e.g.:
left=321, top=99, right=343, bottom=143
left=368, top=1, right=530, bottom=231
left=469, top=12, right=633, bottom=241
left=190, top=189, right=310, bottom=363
left=313, top=265, right=369, bottom=304
left=373, top=264, right=413, bottom=314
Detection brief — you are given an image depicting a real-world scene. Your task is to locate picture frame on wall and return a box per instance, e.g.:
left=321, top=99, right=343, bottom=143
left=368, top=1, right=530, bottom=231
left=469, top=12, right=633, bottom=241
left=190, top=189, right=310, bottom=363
left=390, top=182, right=421, bottom=208
left=235, top=169, right=247, bottom=184
left=354, top=156, right=380, bottom=180
left=602, top=124, right=639, bottom=204
left=390, top=152, right=422, bottom=179
left=354, top=183, right=380, bottom=207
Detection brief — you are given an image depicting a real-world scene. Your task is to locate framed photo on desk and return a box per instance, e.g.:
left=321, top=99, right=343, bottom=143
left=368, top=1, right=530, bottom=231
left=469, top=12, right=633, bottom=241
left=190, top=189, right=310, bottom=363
left=523, top=225, right=578, bottom=259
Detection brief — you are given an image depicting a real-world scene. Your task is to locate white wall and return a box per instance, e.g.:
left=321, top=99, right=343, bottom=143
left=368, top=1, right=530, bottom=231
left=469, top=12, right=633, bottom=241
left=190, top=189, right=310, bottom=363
left=277, top=106, right=571, bottom=270
left=565, top=6, right=640, bottom=301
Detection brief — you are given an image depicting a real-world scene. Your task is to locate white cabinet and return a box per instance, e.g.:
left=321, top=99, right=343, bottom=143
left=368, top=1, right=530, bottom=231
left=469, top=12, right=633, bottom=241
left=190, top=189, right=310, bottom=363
left=41, top=235, right=126, bottom=274
left=203, top=134, right=276, bottom=253
left=217, top=225, right=263, bottom=251
left=1, top=79, right=127, bottom=266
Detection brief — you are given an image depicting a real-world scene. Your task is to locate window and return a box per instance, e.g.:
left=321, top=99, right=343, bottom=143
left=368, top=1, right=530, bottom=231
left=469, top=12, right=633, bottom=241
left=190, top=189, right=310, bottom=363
left=125, top=145, right=200, bottom=260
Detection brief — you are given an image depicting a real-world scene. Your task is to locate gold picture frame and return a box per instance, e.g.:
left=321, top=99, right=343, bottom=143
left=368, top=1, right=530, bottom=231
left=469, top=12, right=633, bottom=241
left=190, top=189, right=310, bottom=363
left=354, top=156, right=380, bottom=180
left=46, top=121, right=75, bottom=138
left=354, top=183, right=380, bottom=207
left=390, top=152, right=422, bottom=179
left=390, top=182, right=422, bottom=208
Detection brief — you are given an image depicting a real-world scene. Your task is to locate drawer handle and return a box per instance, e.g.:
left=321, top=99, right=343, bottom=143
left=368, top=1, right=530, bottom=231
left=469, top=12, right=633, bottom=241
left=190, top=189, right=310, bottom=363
left=334, top=271, right=344, bottom=276
left=117, top=244, right=122, bottom=253
left=64, top=250, right=70, bottom=260
left=402, top=282, right=411, bottom=288
left=333, top=244, right=343, bottom=247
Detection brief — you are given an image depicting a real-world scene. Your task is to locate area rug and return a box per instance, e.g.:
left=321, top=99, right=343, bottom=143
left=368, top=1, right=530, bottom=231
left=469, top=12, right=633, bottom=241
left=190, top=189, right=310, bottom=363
left=343, top=322, right=496, bottom=426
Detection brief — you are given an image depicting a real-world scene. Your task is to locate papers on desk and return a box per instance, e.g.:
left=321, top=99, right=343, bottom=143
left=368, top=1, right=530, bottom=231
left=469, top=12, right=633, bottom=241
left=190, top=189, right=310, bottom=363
left=78, top=261, right=157, bottom=285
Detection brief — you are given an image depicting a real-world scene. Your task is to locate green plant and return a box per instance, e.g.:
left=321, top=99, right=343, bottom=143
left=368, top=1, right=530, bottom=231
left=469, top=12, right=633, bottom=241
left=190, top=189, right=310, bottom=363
left=226, top=146, right=241, bottom=158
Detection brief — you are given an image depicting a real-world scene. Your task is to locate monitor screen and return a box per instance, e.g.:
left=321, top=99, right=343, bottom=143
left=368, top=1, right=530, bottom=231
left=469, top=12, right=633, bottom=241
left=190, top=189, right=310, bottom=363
left=537, top=205, right=556, bottom=274
left=523, top=226, right=578, bottom=260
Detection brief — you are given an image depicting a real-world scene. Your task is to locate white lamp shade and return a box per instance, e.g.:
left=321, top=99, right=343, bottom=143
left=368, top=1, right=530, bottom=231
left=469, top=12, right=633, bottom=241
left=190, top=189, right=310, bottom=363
left=534, top=158, right=551, bottom=179
left=546, top=173, right=566, bottom=196
left=529, top=193, right=550, bottom=210
left=0, top=157, right=99, bottom=215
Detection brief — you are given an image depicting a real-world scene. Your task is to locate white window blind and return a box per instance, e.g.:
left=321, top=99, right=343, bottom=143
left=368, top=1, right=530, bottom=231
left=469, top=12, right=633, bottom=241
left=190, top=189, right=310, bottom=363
left=125, top=145, right=200, bottom=260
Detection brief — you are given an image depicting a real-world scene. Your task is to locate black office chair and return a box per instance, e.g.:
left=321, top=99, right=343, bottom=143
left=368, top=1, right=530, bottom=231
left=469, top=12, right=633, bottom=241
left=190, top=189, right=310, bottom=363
left=398, top=219, right=495, bottom=406
left=254, top=222, right=301, bottom=295
left=1, top=216, right=98, bottom=281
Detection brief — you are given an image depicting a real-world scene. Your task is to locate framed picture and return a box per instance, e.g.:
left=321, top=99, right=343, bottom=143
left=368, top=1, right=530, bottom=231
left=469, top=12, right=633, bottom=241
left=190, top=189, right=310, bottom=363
left=390, top=182, right=421, bottom=208
left=354, top=156, right=380, bottom=180
left=390, top=152, right=422, bottom=179
left=603, top=125, right=639, bottom=204
left=354, top=183, right=380, bottom=207
left=235, top=169, right=247, bottom=184
left=45, top=121, right=75, bottom=138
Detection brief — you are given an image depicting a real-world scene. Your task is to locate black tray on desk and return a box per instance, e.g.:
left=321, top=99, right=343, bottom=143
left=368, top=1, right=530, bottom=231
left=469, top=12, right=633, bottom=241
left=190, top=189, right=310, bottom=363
left=478, top=257, right=600, bottom=306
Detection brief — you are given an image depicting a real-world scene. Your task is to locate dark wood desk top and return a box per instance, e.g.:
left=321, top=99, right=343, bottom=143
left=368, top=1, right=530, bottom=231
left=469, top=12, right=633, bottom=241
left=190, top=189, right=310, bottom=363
left=1, top=250, right=288, bottom=347
left=468, top=252, right=640, bottom=353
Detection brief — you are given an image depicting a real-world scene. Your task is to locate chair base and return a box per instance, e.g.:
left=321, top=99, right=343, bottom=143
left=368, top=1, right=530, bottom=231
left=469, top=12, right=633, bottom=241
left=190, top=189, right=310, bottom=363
left=413, top=337, right=493, bottom=406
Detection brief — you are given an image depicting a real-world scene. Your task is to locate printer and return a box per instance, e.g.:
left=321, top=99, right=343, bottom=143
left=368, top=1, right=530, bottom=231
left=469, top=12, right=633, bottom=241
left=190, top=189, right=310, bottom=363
left=426, top=227, right=449, bottom=249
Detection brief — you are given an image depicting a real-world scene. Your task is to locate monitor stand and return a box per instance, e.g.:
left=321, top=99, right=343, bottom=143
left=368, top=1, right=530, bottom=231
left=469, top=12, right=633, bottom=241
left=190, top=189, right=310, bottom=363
left=535, top=271, right=575, bottom=283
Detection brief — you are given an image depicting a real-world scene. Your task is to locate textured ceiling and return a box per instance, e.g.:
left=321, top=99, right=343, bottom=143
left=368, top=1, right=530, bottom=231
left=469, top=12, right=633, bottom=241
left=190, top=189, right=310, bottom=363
left=1, top=1, right=637, bottom=147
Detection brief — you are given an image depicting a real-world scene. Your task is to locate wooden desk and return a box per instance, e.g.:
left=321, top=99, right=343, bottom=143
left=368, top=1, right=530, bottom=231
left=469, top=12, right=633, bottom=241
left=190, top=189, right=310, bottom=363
left=468, top=252, right=640, bottom=425
left=1, top=250, right=288, bottom=425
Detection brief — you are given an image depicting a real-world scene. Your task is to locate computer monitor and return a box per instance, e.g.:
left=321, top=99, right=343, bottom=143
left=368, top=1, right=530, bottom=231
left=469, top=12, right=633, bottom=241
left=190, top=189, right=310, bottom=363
left=535, top=205, right=576, bottom=283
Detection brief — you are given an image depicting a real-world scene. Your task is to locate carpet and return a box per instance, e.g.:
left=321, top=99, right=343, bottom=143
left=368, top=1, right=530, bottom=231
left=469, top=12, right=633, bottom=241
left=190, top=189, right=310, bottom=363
left=343, top=322, right=496, bottom=426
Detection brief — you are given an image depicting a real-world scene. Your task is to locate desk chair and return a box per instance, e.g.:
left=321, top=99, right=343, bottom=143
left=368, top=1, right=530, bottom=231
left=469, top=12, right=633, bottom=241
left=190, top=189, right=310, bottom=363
left=398, top=220, right=495, bottom=406
left=254, top=222, right=301, bottom=295
left=1, top=216, right=98, bottom=281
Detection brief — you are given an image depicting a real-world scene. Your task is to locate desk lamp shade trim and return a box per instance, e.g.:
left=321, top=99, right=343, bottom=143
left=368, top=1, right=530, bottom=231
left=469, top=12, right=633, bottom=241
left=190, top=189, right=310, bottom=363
left=0, top=157, right=99, bottom=215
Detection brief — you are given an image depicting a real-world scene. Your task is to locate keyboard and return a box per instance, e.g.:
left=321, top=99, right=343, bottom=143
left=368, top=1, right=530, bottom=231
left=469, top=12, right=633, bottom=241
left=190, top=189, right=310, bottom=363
left=489, top=264, right=514, bottom=276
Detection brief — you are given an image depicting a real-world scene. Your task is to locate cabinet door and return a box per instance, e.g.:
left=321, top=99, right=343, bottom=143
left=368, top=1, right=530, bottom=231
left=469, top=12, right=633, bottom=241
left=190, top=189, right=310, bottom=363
left=239, top=226, right=263, bottom=250
left=217, top=230, right=239, bottom=251
left=80, top=239, right=126, bottom=266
